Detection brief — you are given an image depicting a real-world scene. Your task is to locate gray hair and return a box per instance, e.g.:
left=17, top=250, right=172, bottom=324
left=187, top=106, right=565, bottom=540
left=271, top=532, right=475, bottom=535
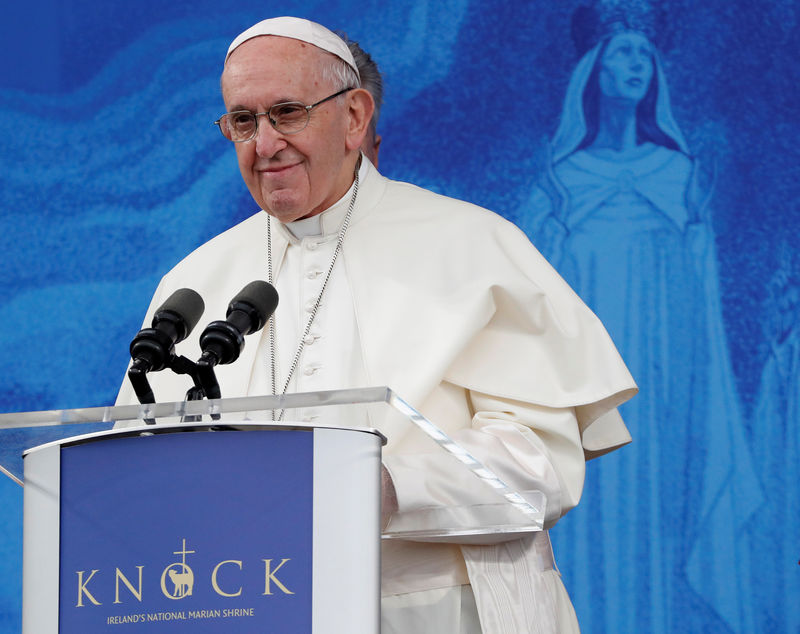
left=340, top=36, right=384, bottom=132
left=320, top=54, right=361, bottom=96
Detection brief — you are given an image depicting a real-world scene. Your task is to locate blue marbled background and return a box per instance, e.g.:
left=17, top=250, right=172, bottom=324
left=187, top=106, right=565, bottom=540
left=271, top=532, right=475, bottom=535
left=1, top=1, right=798, bottom=632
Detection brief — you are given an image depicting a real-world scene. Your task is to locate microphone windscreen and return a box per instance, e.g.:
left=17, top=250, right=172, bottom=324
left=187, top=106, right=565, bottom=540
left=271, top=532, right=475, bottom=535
left=228, top=281, right=279, bottom=325
left=156, top=288, right=205, bottom=334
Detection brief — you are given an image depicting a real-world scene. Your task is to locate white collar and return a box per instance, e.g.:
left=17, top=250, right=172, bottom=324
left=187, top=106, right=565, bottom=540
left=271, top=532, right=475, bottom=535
left=281, top=156, right=367, bottom=242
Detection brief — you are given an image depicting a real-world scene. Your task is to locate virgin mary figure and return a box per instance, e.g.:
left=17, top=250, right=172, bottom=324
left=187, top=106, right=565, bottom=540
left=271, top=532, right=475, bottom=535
left=519, top=4, right=762, bottom=632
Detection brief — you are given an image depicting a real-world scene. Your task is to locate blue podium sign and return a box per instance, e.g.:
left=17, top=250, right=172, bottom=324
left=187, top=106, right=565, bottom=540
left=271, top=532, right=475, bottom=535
left=58, top=429, right=313, bottom=633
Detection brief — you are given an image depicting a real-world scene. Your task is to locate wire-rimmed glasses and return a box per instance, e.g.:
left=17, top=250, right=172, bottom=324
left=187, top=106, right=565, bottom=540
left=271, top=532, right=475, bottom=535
left=214, top=87, right=354, bottom=142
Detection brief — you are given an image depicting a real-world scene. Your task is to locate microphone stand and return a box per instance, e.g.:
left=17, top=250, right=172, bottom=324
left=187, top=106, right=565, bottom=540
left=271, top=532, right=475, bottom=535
left=168, top=355, right=220, bottom=422
left=129, top=354, right=218, bottom=423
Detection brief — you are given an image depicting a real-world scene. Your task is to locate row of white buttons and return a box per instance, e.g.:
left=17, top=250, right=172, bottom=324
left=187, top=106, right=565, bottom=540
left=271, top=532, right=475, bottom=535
left=298, top=236, right=334, bottom=390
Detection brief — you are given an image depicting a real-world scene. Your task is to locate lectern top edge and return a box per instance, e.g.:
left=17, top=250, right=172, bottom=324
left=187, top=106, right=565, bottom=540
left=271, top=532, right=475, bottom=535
left=23, top=421, right=388, bottom=458
left=1, top=387, right=397, bottom=485
left=0, top=386, right=394, bottom=429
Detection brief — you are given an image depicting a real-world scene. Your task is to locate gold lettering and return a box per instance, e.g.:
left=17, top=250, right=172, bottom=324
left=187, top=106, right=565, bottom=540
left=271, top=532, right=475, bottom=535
left=262, top=558, right=294, bottom=595
left=211, top=560, right=243, bottom=597
left=76, top=569, right=102, bottom=607
left=114, top=566, right=144, bottom=603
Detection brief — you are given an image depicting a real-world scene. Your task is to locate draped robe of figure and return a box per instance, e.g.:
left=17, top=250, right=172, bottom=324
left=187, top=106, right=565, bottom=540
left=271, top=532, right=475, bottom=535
left=118, top=158, right=637, bottom=633
left=748, top=283, right=799, bottom=633
left=519, top=41, right=763, bottom=634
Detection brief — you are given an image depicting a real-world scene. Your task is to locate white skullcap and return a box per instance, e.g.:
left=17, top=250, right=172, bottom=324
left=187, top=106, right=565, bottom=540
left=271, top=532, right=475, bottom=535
left=225, top=16, right=360, bottom=81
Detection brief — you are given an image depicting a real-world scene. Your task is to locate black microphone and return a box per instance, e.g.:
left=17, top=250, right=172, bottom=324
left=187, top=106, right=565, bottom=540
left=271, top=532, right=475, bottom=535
left=198, top=281, right=279, bottom=366
left=127, top=288, right=205, bottom=405
left=129, top=288, right=205, bottom=372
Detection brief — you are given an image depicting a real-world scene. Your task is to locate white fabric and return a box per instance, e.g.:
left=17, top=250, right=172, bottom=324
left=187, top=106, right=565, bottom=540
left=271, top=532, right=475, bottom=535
left=118, top=159, right=636, bottom=445
left=247, top=176, right=368, bottom=424
left=461, top=533, right=577, bottom=634
left=117, top=158, right=636, bottom=631
left=225, top=16, right=360, bottom=80
left=382, top=585, right=481, bottom=634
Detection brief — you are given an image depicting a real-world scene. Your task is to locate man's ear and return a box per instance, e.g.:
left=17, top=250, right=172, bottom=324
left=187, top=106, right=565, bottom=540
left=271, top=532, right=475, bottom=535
left=344, top=88, right=375, bottom=152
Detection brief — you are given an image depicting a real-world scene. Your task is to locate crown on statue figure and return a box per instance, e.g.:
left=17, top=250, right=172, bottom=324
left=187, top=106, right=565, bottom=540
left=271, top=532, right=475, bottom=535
left=571, top=0, right=672, bottom=56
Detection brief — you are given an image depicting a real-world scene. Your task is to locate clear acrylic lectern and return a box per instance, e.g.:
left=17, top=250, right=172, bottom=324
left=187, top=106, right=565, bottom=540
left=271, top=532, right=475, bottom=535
left=0, top=387, right=545, bottom=633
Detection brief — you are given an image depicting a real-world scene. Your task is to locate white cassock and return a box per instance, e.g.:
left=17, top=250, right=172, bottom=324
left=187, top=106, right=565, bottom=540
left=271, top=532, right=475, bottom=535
left=117, top=157, right=637, bottom=633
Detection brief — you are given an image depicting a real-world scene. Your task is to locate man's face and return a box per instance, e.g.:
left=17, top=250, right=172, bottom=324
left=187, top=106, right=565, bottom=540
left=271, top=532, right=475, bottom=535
left=221, top=36, right=358, bottom=223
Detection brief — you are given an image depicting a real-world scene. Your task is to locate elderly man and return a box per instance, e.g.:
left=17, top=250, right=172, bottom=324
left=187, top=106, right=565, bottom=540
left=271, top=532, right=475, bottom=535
left=118, top=16, right=636, bottom=633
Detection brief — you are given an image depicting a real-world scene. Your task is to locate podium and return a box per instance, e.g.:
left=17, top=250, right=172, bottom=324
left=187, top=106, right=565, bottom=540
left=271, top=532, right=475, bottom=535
left=0, top=387, right=546, bottom=633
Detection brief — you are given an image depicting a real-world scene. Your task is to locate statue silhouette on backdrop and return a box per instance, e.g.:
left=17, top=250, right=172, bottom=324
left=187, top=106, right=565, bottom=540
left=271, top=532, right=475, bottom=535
left=519, top=2, right=762, bottom=632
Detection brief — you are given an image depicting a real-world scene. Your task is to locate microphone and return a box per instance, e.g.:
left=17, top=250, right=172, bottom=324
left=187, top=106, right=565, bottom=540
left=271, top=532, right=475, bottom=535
left=127, top=288, right=205, bottom=405
left=199, top=281, right=279, bottom=366
left=129, top=288, right=205, bottom=373
left=195, top=281, right=278, bottom=401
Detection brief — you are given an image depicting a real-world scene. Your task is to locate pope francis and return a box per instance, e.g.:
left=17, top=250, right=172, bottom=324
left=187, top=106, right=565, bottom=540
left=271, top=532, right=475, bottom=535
left=117, top=16, right=638, bottom=633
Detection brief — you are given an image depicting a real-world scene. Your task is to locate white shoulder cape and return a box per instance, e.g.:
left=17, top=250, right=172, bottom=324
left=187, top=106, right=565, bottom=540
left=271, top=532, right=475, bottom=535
left=118, top=160, right=636, bottom=457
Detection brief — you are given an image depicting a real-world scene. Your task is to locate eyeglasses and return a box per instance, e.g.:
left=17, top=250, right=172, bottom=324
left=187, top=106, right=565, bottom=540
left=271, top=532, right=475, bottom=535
left=214, top=87, right=354, bottom=142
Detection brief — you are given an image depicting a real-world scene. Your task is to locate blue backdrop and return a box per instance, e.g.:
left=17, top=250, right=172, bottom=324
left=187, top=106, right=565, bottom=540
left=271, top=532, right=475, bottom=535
left=1, top=1, right=798, bottom=632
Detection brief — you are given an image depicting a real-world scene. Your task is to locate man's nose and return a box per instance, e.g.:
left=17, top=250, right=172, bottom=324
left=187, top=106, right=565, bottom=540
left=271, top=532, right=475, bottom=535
left=254, top=114, right=287, bottom=157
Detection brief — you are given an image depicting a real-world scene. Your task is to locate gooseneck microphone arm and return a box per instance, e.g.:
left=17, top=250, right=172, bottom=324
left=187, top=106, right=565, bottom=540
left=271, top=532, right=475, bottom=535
left=127, top=358, right=157, bottom=405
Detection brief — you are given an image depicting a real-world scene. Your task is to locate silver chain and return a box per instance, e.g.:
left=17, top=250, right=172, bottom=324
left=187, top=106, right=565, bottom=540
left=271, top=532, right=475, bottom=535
left=267, top=170, right=360, bottom=420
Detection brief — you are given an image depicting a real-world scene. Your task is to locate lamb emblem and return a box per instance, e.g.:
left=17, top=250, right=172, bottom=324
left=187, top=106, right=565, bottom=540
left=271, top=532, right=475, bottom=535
left=160, top=539, right=197, bottom=600
left=167, top=565, right=195, bottom=598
